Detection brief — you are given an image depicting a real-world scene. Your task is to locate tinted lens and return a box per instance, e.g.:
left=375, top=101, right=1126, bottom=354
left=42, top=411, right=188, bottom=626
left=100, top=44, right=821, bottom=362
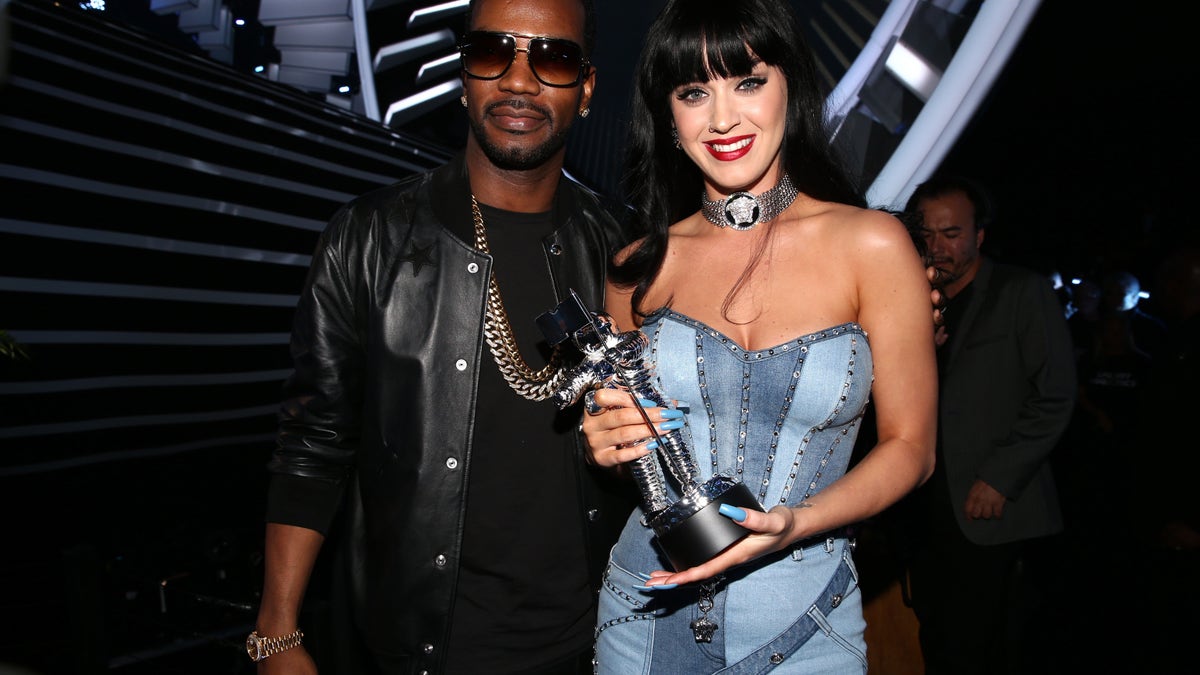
left=461, top=32, right=585, bottom=87
left=528, top=38, right=584, bottom=86
left=461, top=33, right=516, bottom=79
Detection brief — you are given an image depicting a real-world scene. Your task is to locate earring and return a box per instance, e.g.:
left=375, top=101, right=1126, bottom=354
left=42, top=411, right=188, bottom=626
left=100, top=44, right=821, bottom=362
left=579, top=107, right=590, bottom=118
left=671, top=128, right=680, bottom=149
left=460, top=95, right=467, bottom=108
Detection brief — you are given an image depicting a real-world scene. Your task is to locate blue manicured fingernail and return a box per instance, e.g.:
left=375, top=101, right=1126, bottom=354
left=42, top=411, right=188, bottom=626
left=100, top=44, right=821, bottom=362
left=634, top=572, right=652, bottom=581
left=637, top=398, right=657, bottom=408
left=719, top=503, right=747, bottom=522
left=645, top=440, right=659, bottom=451
left=634, top=583, right=678, bottom=591
left=660, top=409, right=684, bottom=419
left=659, top=420, right=683, bottom=431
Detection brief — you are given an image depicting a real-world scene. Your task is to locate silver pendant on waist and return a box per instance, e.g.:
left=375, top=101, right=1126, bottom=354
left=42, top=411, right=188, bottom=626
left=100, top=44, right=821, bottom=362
left=700, top=173, right=798, bottom=231
left=471, top=195, right=565, bottom=401
left=690, top=577, right=722, bottom=643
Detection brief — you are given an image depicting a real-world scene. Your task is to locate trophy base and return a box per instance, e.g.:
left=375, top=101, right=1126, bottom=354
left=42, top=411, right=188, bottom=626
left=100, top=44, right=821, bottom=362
left=649, top=477, right=764, bottom=571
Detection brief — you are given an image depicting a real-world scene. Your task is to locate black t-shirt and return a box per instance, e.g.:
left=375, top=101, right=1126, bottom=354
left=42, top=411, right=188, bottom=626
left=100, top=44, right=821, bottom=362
left=936, top=281, right=974, bottom=378
left=444, top=204, right=593, bottom=674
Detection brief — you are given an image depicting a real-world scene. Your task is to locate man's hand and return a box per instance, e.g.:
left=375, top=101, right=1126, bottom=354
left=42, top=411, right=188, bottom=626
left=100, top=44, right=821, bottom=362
left=964, top=479, right=1006, bottom=520
left=259, top=645, right=317, bottom=674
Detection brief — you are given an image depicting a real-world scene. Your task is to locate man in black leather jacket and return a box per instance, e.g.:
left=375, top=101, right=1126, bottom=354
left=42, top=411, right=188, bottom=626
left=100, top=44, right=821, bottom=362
left=251, top=0, right=640, bottom=673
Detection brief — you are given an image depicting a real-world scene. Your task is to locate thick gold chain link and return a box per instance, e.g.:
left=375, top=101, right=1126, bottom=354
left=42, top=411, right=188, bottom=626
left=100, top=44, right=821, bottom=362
left=471, top=195, right=564, bottom=401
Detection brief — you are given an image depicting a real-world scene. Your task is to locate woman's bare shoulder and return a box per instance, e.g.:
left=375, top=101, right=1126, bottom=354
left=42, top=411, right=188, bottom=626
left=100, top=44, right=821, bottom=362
left=818, top=204, right=912, bottom=251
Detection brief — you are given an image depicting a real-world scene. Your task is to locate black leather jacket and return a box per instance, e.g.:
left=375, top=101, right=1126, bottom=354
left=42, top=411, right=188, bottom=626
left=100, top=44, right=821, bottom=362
left=265, top=153, right=634, bottom=673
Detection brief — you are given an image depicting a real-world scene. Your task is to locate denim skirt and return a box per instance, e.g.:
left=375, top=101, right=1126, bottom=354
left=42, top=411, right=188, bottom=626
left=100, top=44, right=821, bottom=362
left=594, top=523, right=867, bottom=674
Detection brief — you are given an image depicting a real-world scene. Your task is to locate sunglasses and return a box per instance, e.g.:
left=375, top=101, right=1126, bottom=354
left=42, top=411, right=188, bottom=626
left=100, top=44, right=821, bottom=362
left=459, top=31, right=589, bottom=88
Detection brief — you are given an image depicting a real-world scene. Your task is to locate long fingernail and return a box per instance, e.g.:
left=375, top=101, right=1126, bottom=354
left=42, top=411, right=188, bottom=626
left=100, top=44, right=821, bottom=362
left=633, top=583, right=678, bottom=591
left=634, top=572, right=652, bottom=581
left=645, top=440, right=659, bottom=451
left=637, top=398, right=657, bottom=408
left=660, top=409, right=684, bottom=420
left=718, top=503, right=747, bottom=522
left=658, top=420, right=683, bottom=431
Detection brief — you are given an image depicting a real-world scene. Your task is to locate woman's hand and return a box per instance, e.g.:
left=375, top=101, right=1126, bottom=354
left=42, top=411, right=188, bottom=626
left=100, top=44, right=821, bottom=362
left=579, top=389, right=683, bottom=468
left=928, top=265, right=946, bottom=326
left=635, top=503, right=801, bottom=588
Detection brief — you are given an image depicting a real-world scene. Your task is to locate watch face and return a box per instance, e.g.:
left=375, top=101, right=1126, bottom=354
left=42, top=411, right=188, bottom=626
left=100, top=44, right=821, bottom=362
left=246, top=633, right=263, bottom=661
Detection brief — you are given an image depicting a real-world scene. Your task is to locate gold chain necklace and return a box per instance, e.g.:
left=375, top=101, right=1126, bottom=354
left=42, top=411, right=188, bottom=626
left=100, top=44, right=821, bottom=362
left=471, top=195, right=564, bottom=401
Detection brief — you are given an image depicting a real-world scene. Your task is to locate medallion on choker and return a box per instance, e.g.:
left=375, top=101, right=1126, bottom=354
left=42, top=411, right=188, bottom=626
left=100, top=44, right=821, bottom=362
left=700, top=174, right=798, bottom=231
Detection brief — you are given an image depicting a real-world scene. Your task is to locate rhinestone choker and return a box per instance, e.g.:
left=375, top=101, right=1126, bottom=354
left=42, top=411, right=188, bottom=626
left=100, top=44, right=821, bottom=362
left=700, top=173, right=798, bottom=231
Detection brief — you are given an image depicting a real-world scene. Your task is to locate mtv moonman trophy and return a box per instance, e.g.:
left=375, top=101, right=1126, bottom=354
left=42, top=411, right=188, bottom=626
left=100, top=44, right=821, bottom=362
left=537, top=290, right=764, bottom=571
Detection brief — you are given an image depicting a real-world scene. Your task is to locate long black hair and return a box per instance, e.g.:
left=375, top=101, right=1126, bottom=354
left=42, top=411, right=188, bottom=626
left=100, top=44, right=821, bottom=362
left=612, top=0, right=865, bottom=317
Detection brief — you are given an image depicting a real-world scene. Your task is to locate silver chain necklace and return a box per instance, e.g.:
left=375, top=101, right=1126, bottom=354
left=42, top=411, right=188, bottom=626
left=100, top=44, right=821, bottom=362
left=471, top=195, right=565, bottom=401
left=700, top=173, right=798, bottom=231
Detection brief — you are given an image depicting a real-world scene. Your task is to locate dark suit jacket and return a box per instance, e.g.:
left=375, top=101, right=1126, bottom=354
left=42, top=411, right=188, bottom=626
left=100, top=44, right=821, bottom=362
left=939, top=257, right=1077, bottom=545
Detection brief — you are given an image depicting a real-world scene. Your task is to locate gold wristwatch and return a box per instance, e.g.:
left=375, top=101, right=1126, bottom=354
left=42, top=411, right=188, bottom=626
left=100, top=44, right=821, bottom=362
left=245, top=628, right=304, bottom=662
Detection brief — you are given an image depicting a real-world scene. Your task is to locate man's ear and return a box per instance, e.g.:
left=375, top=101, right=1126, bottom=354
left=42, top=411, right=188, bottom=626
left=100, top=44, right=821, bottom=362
left=579, top=65, right=596, bottom=112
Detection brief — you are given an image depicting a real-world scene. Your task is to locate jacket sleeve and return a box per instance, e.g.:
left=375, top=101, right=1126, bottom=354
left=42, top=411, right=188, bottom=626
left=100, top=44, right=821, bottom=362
left=265, top=202, right=367, bottom=535
left=976, top=274, right=1077, bottom=499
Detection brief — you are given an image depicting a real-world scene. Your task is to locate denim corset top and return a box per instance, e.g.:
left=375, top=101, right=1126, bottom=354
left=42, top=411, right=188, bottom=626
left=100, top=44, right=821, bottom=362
left=641, top=309, right=873, bottom=509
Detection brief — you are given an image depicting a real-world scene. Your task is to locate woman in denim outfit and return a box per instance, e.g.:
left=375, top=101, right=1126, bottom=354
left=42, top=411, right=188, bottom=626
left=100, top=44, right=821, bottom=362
left=579, top=0, right=938, bottom=671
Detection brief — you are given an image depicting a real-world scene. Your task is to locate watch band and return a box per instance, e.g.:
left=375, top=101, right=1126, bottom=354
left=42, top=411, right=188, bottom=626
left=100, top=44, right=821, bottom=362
left=246, top=628, right=304, bottom=662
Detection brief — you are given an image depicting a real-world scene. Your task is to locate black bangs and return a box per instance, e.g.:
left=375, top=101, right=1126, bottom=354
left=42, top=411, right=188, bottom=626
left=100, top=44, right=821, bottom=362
left=649, top=3, right=784, bottom=88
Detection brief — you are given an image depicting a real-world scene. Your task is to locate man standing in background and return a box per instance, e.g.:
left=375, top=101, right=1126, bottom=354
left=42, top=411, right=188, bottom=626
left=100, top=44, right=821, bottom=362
left=901, top=174, right=1076, bottom=675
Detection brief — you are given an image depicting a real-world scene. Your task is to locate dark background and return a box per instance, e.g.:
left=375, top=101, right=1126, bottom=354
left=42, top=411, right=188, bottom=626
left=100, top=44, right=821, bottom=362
left=27, top=1, right=1196, bottom=286
left=935, top=3, right=1195, bottom=294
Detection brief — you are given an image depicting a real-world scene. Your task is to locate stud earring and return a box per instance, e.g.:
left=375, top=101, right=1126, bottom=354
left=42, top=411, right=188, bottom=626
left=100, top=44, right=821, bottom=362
left=460, top=95, right=467, bottom=108
left=579, top=107, right=590, bottom=118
